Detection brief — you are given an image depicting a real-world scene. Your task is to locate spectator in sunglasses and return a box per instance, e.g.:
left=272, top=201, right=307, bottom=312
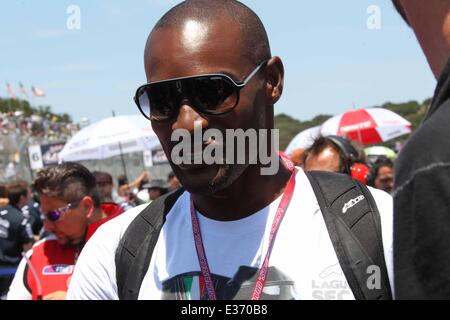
left=7, top=163, right=122, bottom=300
left=68, top=0, right=393, bottom=300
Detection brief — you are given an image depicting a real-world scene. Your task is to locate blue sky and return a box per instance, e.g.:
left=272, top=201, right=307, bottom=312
left=0, top=0, right=437, bottom=124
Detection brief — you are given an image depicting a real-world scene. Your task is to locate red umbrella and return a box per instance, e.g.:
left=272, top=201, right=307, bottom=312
left=320, top=108, right=412, bottom=145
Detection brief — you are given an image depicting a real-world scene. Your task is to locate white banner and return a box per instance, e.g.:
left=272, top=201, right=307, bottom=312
left=28, top=145, right=44, bottom=170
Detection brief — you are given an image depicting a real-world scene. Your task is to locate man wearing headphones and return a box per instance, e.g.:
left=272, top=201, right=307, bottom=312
left=303, top=135, right=370, bottom=184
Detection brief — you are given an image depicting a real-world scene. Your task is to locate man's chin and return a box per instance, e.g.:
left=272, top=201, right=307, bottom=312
left=56, top=236, right=79, bottom=248
left=174, top=163, right=247, bottom=196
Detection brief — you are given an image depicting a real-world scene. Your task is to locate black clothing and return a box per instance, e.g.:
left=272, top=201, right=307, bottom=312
left=0, top=205, right=33, bottom=266
left=394, top=56, right=450, bottom=299
left=0, top=205, right=33, bottom=298
left=22, top=201, right=43, bottom=236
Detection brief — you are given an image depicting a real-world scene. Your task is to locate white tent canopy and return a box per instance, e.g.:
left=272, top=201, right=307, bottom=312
left=284, top=126, right=321, bottom=155
left=59, top=115, right=161, bottom=162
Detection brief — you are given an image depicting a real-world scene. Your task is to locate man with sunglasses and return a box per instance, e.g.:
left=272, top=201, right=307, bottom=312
left=7, top=163, right=121, bottom=300
left=68, top=0, right=393, bottom=300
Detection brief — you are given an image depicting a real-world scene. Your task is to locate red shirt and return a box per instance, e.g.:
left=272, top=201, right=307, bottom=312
left=25, top=203, right=123, bottom=299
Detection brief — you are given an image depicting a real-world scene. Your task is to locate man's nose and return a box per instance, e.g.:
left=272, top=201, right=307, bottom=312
left=172, top=100, right=209, bottom=132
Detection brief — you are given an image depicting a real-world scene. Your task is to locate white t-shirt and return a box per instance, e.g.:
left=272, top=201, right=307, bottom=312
left=67, top=169, right=393, bottom=300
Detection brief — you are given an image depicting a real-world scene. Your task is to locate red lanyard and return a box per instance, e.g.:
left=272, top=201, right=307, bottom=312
left=190, top=165, right=296, bottom=300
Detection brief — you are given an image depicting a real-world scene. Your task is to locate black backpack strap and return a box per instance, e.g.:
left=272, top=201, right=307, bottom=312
left=115, top=188, right=184, bottom=300
left=306, top=171, right=392, bottom=300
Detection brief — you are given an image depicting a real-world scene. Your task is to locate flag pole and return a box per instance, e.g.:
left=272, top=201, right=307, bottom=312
left=30, top=86, right=35, bottom=108
left=112, top=110, right=128, bottom=181
left=6, top=82, right=16, bottom=116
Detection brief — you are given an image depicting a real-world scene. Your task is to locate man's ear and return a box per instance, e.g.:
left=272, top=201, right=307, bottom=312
left=264, top=56, right=284, bottom=105
left=80, top=196, right=94, bottom=219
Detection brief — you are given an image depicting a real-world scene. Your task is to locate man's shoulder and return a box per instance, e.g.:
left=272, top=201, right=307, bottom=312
left=395, top=101, right=450, bottom=191
left=401, top=103, right=450, bottom=155
left=95, top=204, right=150, bottom=240
left=2, top=205, right=22, bottom=214
left=1, top=205, right=26, bottom=225
left=86, top=191, right=188, bottom=252
left=296, top=169, right=392, bottom=218
left=97, top=190, right=188, bottom=234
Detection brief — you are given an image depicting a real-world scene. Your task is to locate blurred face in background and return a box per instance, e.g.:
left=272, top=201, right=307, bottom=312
left=96, top=181, right=113, bottom=202
left=374, top=165, right=394, bottom=193
left=17, top=187, right=32, bottom=208
left=148, top=188, right=163, bottom=201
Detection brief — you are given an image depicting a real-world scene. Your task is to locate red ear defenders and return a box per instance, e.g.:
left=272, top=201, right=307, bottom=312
left=327, top=135, right=369, bottom=184
left=350, top=162, right=370, bottom=185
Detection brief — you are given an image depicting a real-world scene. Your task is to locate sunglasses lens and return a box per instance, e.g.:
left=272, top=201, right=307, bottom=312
left=188, top=76, right=237, bottom=114
left=136, top=86, right=151, bottom=119
left=137, top=82, right=180, bottom=121
left=136, top=75, right=238, bottom=121
left=47, top=210, right=61, bottom=222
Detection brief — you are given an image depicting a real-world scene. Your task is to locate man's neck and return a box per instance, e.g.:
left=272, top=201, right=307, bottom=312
left=191, top=159, right=293, bottom=221
left=88, top=207, right=107, bottom=224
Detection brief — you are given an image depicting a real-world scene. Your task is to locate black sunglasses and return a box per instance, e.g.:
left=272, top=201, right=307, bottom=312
left=134, top=60, right=268, bottom=121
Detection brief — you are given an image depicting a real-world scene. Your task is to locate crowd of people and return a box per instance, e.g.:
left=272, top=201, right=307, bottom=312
left=0, top=166, right=180, bottom=299
left=0, top=110, right=78, bottom=142
left=0, top=109, right=80, bottom=182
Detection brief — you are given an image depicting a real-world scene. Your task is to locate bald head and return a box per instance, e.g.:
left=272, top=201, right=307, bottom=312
left=150, top=0, right=271, bottom=65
